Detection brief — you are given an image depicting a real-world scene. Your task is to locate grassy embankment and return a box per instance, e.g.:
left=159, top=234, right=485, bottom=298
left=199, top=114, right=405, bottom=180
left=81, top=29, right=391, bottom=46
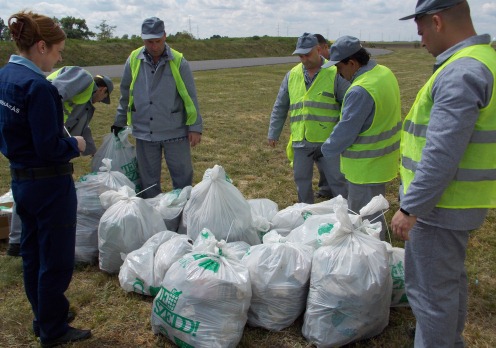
left=0, top=38, right=495, bottom=347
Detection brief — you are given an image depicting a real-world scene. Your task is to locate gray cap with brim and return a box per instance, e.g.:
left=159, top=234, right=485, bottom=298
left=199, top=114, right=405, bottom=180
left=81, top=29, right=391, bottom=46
left=95, top=75, right=114, bottom=104
left=141, top=17, right=165, bottom=39
left=399, top=0, right=464, bottom=20
left=322, top=35, right=362, bottom=68
left=292, top=32, right=318, bottom=55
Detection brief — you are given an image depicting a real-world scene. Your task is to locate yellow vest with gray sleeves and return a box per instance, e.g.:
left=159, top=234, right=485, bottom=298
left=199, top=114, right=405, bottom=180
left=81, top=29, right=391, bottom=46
left=400, top=44, right=496, bottom=208
left=47, top=67, right=94, bottom=122
left=341, top=64, right=402, bottom=184
left=288, top=64, right=341, bottom=143
left=127, top=47, right=197, bottom=126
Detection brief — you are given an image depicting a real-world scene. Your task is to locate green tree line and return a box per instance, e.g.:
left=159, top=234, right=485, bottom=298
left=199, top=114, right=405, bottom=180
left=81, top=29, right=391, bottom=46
left=0, top=15, right=233, bottom=41
left=0, top=16, right=117, bottom=41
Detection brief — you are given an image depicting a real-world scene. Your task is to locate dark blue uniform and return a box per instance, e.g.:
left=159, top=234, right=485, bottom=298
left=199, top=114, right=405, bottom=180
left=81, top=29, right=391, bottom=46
left=0, top=55, right=81, bottom=343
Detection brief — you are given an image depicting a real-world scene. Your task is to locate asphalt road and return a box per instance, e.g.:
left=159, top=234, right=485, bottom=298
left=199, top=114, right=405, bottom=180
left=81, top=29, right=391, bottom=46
left=81, top=48, right=392, bottom=78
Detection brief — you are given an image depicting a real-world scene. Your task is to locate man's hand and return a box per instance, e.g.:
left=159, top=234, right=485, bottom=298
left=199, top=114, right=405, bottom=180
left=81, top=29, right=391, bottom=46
left=189, top=132, right=201, bottom=147
left=391, top=209, right=417, bottom=241
left=268, top=139, right=277, bottom=148
left=308, top=146, right=323, bottom=160
left=110, top=125, right=124, bottom=137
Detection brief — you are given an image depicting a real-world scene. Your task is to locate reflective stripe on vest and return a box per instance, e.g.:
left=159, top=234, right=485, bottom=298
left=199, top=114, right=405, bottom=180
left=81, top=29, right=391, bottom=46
left=340, top=64, right=402, bottom=184
left=400, top=43, right=496, bottom=208
left=47, top=67, right=94, bottom=122
left=127, top=47, right=197, bottom=126
left=288, top=64, right=341, bottom=143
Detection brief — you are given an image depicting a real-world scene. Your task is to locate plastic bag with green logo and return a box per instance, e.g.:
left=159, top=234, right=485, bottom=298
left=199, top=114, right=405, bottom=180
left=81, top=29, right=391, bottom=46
left=151, top=230, right=251, bottom=348
left=146, top=186, right=192, bottom=232
left=386, top=243, right=409, bottom=307
left=74, top=158, right=136, bottom=264
left=269, top=202, right=309, bottom=237
left=153, top=235, right=193, bottom=286
left=119, top=230, right=178, bottom=296
left=91, top=127, right=142, bottom=192
left=302, top=200, right=392, bottom=347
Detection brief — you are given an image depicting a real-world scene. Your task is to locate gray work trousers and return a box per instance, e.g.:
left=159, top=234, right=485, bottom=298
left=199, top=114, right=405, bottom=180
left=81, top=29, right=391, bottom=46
left=405, top=222, right=469, bottom=348
left=293, top=147, right=347, bottom=204
left=135, top=138, right=193, bottom=199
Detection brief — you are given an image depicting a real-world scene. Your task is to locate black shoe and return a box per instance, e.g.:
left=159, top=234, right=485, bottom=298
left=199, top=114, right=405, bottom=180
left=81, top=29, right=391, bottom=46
left=40, top=327, right=91, bottom=348
left=6, top=243, right=20, bottom=257
left=34, top=311, right=76, bottom=337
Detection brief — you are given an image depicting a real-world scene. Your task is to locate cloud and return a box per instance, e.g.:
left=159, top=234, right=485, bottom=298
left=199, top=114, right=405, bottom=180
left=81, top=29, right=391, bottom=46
left=2, top=0, right=493, bottom=41
left=482, top=2, right=496, bottom=15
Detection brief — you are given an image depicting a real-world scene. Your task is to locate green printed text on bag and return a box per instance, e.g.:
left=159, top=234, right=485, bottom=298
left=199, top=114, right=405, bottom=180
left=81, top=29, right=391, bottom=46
left=153, top=287, right=200, bottom=337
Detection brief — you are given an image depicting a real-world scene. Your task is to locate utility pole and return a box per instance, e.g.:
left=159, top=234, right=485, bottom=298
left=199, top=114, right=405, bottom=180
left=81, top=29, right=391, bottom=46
left=188, top=16, right=192, bottom=35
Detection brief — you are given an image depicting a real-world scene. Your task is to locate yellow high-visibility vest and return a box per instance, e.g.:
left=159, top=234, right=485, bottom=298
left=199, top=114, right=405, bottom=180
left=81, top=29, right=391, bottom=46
left=400, top=43, right=496, bottom=208
left=341, top=64, right=401, bottom=184
left=47, top=67, right=94, bottom=122
left=288, top=64, right=341, bottom=143
left=127, top=47, right=197, bottom=126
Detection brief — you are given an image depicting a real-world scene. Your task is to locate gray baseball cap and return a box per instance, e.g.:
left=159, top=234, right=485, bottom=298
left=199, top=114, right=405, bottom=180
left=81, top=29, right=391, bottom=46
left=322, top=35, right=362, bottom=68
left=292, top=32, right=318, bottom=55
left=141, top=17, right=165, bottom=39
left=94, top=75, right=114, bottom=104
left=399, top=0, right=465, bottom=20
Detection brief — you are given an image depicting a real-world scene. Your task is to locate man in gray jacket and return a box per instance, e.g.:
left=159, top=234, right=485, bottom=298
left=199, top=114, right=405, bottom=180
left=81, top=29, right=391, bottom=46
left=392, top=0, right=496, bottom=346
left=48, top=66, right=113, bottom=156
left=111, top=17, right=202, bottom=198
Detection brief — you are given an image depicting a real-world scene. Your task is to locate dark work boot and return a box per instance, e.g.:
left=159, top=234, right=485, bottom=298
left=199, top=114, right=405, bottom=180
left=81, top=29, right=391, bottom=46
left=34, top=311, right=76, bottom=337
left=6, top=243, right=20, bottom=257
left=40, top=327, right=91, bottom=347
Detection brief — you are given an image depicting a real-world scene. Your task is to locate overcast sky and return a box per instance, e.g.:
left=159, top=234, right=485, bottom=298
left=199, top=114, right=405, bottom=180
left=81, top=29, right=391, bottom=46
left=2, top=0, right=495, bottom=42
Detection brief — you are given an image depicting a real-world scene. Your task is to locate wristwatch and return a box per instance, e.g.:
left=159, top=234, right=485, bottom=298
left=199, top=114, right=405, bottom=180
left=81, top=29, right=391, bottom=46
left=400, top=207, right=415, bottom=217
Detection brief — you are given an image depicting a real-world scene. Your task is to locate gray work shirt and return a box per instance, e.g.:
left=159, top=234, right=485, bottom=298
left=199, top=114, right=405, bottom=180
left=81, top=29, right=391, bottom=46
left=267, top=58, right=350, bottom=148
left=400, top=34, right=494, bottom=231
left=321, top=60, right=377, bottom=157
left=114, top=44, right=203, bottom=141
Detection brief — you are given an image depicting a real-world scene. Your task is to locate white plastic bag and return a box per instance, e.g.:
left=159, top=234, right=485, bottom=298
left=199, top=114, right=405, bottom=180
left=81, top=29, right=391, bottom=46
left=302, top=199, right=392, bottom=347
left=74, top=159, right=136, bottom=263
left=193, top=228, right=250, bottom=260
left=242, top=230, right=313, bottom=331
left=151, top=232, right=252, bottom=348
left=286, top=213, right=339, bottom=250
left=300, top=195, right=348, bottom=218
left=386, top=243, right=409, bottom=307
left=183, top=165, right=260, bottom=245
left=248, top=198, right=279, bottom=240
left=269, top=202, right=309, bottom=236
left=153, top=234, right=193, bottom=286
left=98, top=186, right=166, bottom=273
left=146, top=187, right=191, bottom=232
left=91, top=127, right=141, bottom=191
left=119, top=231, right=177, bottom=296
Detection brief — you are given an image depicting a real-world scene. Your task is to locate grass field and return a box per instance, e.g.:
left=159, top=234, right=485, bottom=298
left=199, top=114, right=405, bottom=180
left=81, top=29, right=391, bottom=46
left=1, top=46, right=495, bottom=347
